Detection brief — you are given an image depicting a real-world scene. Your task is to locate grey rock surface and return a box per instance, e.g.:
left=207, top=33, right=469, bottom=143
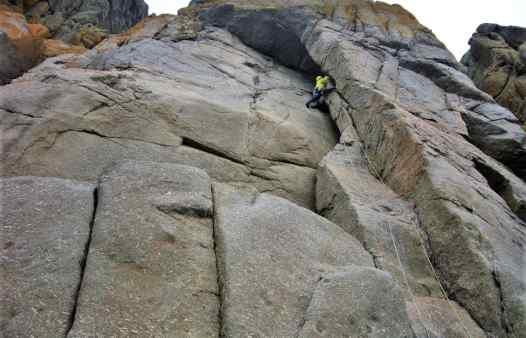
left=298, top=267, right=415, bottom=338
left=213, top=183, right=375, bottom=337
left=2, top=1, right=526, bottom=337
left=0, top=176, right=95, bottom=338
left=201, top=4, right=526, bottom=181
left=67, top=161, right=220, bottom=338
left=0, top=27, right=337, bottom=208
left=317, top=142, right=443, bottom=298
left=317, top=139, right=486, bottom=337
left=297, top=8, right=526, bottom=337
left=407, top=297, right=486, bottom=338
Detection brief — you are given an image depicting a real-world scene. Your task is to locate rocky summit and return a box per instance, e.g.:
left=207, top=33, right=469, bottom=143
left=462, top=23, right=526, bottom=124
left=1, top=0, right=525, bottom=337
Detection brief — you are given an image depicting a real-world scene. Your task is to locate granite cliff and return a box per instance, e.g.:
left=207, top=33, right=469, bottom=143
left=1, top=1, right=525, bottom=337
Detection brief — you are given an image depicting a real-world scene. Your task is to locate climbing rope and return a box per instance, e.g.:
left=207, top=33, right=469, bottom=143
left=416, top=229, right=473, bottom=338
left=359, top=144, right=472, bottom=338
left=341, top=143, right=431, bottom=337
left=386, top=220, right=431, bottom=338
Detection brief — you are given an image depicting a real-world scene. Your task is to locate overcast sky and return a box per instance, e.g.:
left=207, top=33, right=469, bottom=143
left=146, top=0, right=526, bottom=60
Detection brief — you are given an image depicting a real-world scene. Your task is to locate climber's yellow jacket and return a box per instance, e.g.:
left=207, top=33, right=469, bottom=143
left=315, top=75, right=330, bottom=91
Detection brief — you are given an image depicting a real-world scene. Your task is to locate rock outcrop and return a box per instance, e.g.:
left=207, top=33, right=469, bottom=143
left=0, top=5, right=48, bottom=84
left=1, top=1, right=525, bottom=337
left=46, top=0, right=148, bottom=42
left=463, top=24, right=526, bottom=123
left=0, top=0, right=147, bottom=84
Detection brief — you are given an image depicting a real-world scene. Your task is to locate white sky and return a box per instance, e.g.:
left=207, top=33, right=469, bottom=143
left=146, top=0, right=526, bottom=60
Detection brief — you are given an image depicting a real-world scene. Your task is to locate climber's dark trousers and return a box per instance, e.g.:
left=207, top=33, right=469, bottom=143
left=306, top=90, right=323, bottom=108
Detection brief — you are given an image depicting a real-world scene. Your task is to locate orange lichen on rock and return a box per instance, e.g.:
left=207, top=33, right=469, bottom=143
left=0, top=9, right=32, bottom=40
left=0, top=7, right=45, bottom=60
left=27, top=22, right=49, bottom=38
left=323, top=0, right=429, bottom=39
left=42, top=39, right=87, bottom=57
left=96, top=15, right=175, bottom=52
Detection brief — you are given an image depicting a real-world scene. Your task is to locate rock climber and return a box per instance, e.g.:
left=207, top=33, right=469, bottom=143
left=306, top=74, right=333, bottom=109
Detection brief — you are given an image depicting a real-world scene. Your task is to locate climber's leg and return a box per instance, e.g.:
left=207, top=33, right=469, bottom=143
left=306, top=90, right=322, bottom=108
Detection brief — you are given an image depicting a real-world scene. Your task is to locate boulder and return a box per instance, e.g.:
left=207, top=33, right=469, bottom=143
left=67, top=161, right=220, bottom=338
left=0, top=177, right=95, bottom=337
left=463, top=23, right=526, bottom=123
left=0, top=6, right=46, bottom=83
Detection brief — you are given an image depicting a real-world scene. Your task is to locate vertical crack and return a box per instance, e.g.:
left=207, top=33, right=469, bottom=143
left=294, top=276, right=323, bottom=338
left=65, top=187, right=99, bottom=336
left=492, top=267, right=512, bottom=336
left=211, top=185, right=224, bottom=338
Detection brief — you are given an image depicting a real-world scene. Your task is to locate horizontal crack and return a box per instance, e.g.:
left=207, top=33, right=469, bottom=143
left=182, top=137, right=246, bottom=166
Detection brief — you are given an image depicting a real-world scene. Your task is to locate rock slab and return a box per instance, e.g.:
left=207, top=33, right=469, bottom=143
left=0, top=176, right=95, bottom=338
left=213, top=183, right=418, bottom=337
left=67, top=161, right=220, bottom=338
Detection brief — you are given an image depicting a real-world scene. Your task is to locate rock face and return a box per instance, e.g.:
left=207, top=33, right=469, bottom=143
left=48, top=0, right=148, bottom=41
left=199, top=1, right=526, bottom=181
left=316, top=128, right=487, bottom=338
left=0, top=23, right=336, bottom=208
left=213, top=183, right=417, bottom=337
left=1, top=1, right=526, bottom=337
left=298, top=267, right=414, bottom=338
left=0, top=177, right=95, bottom=337
left=68, top=162, right=219, bottom=337
left=463, top=23, right=526, bottom=123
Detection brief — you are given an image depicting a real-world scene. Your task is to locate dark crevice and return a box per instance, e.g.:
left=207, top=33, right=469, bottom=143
left=2, top=107, right=41, bottom=119
left=65, top=187, right=99, bottom=336
left=198, top=5, right=321, bottom=76
left=155, top=204, right=212, bottom=219
left=52, top=128, right=174, bottom=148
left=182, top=137, right=246, bottom=166
left=474, top=160, right=509, bottom=196
left=248, top=170, right=277, bottom=182
left=270, top=156, right=316, bottom=169
left=473, top=160, right=525, bottom=221
left=294, top=276, right=322, bottom=338
left=108, top=0, right=114, bottom=33
left=493, top=66, right=514, bottom=101
left=492, top=269, right=512, bottom=335
left=210, top=185, right=225, bottom=338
